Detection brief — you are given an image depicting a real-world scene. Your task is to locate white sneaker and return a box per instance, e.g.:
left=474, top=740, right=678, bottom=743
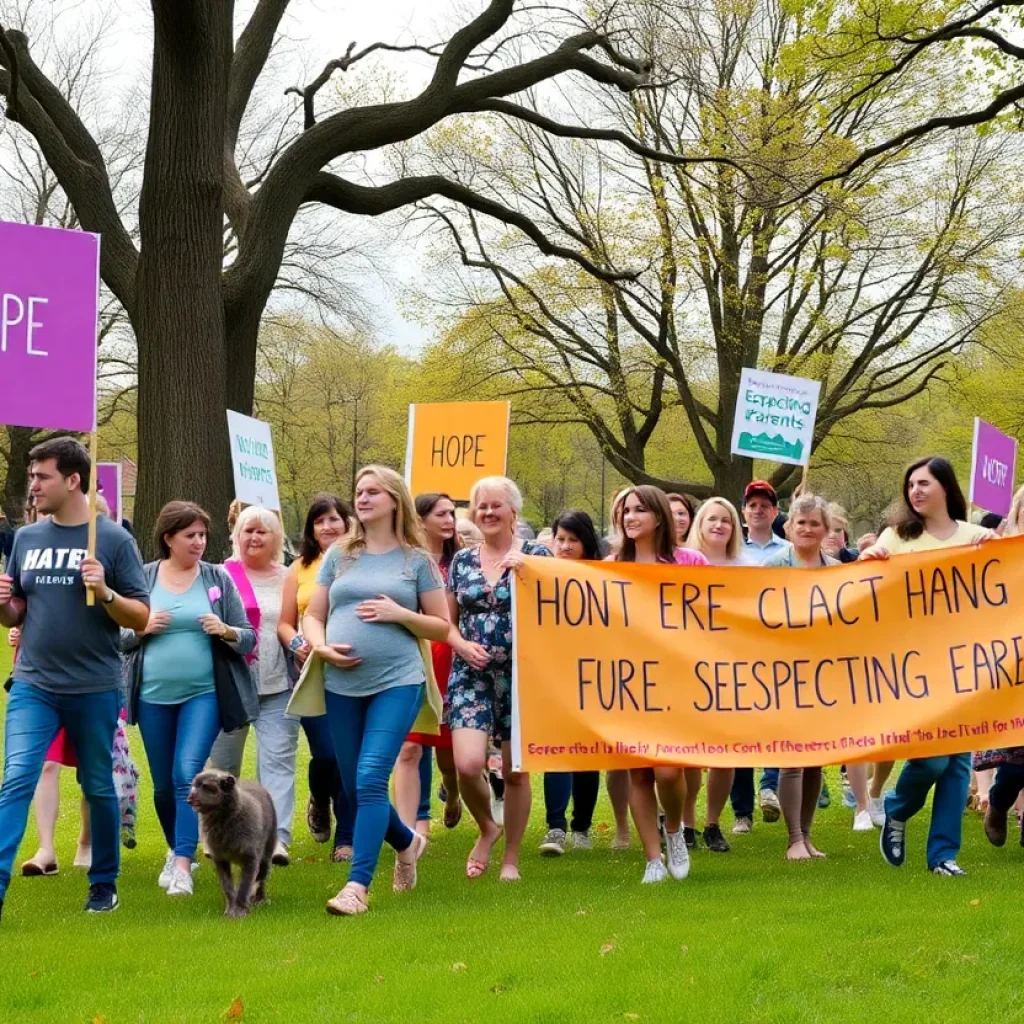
left=166, top=866, right=194, bottom=896
left=158, top=850, right=175, bottom=889
left=853, top=810, right=874, bottom=832
left=642, top=858, right=667, bottom=884
left=868, top=796, right=886, bottom=828
left=663, top=827, right=690, bottom=880
left=571, top=831, right=592, bottom=851
left=492, top=796, right=505, bottom=829
left=271, top=842, right=291, bottom=867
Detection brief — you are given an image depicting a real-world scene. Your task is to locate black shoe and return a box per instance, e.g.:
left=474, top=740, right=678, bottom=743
left=683, top=826, right=697, bottom=850
left=84, top=882, right=119, bottom=913
left=929, top=860, right=966, bottom=877
left=306, top=796, right=331, bottom=844
left=703, top=824, right=731, bottom=853
left=0, top=896, right=4, bottom=924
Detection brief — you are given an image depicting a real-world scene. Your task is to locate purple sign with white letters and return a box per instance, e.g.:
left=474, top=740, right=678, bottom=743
left=0, top=220, right=100, bottom=433
left=969, top=418, right=1017, bottom=518
left=95, top=462, right=121, bottom=523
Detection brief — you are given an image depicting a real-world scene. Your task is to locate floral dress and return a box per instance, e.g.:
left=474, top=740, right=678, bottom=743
left=445, top=541, right=551, bottom=742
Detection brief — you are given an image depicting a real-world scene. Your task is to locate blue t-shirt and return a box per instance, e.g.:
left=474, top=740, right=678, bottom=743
left=317, top=545, right=443, bottom=697
left=141, top=576, right=215, bottom=704
left=8, top=516, right=149, bottom=694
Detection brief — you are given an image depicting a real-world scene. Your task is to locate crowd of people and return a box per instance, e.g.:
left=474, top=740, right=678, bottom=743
left=0, top=437, right=1020, bottom=922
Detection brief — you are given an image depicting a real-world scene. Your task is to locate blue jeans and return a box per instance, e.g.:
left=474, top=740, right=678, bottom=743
left=302, top=714, right=354, bottom=848
left=730, top=767, right=780, bottom=818
left=325, top=685, right=423, bottom=888
left=0, top=682, right=120, bottom=899
left=418, top=749, right=432, bottom=822
left=137, top=692, right=221, bottom=859
left=885, top=754, right=971, bottom=867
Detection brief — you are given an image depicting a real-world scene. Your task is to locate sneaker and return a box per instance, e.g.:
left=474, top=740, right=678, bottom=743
left=166, top=867, right=194, bottom=896
left=817, top=782, right=831, bottom=809
left=272, top=842, right=291, bottom=867
left=491, top=796, right=505, bottom=828
left=852, top=810, right=874, bottom=832
left=683, top=826, right=698, bottom=848
left=306, top=796, right=331, bottom=844
left=703, top=824, right=730, bottom=853
left=929, top=860, right=966, bottom=877
left=571, top=831, right=592, bottom=851
left=539, top=828, right=567, bottom=856
left=641, top=858, right=667, bottom=884
left=663, top=826, right=691, bottom=880
left=879, top=815, right=906, bottom=867
left=868, top=795, right=886, bottom=827
left=158, top=850, right=176, bottom=889
left=731, top=816, right=752, bottom=835
left=759, top=789, right=781, bottom=823
left=984, top=805, right=1008, bottom=847
left=841, top=774, right=856, bottom=809
left=84, top=883, right=119, bottom=913
left=121, top=825, right=137, bottom=850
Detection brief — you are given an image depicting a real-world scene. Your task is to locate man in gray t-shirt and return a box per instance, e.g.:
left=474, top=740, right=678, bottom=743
left=0, top=439, right=149, bottom=922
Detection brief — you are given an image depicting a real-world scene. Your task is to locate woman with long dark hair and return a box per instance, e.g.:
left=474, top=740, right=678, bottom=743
left=863, top=456, right=995, bottom=876
left=393, top=493, right=464, bottom=835
left=277, top=494, right=355, bottom=861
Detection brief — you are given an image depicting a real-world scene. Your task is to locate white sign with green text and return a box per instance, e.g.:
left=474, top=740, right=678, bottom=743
left=226, top=410, right=281, bottom=510
left=730, top=368, right=820, bottom=468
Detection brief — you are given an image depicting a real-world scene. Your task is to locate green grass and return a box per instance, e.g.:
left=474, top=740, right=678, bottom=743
left=0, top=640, right=1019, bottom=1024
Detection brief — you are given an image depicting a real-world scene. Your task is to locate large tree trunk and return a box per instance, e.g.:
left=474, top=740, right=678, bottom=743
left=2, top=426, right=40, bottom=522
left=133, top=1, right=235, bottom=558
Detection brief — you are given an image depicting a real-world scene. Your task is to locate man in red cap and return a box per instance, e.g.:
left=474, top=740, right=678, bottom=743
left=740, top=481, right=791, bottom=565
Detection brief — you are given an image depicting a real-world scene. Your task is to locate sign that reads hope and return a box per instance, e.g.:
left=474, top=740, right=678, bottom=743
left=0, top=221, right=100, bottom=433
left=226, top=410, right=281, bottom=510
left=404, top=401, right=510, bottom=501
left=970, top=418, right=1017, bottom=518
left=730, top=368, right=821, bottom=468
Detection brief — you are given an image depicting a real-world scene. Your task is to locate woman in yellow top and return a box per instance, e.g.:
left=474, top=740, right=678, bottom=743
left=278, top=494, right=355, bottom=861
left=862, top=456, right=995, bottom=877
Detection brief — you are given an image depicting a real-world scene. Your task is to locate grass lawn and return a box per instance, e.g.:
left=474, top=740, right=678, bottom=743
left=0, top=641, right=1019, bottom=1024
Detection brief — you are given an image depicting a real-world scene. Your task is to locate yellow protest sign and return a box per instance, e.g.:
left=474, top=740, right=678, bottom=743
left=404, top=401, right=510, bottom=500
left=511, top=539, right=1024, bottom=771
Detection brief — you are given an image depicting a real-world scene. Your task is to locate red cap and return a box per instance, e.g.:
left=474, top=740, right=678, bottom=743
left=744, top=480, right=778, bottom=505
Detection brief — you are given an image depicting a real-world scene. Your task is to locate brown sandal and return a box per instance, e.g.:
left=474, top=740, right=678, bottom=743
left=326, top=884, right=369, bottom=916
left=393, top=832, right=427, bottom=893
left=21, top=857, right=58, bottom=877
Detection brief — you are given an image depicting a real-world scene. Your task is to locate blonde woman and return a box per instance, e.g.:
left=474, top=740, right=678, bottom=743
left=447, top=476, right=552, bottom=882
left=302, top=467, right=449, bottom=916
left=208, top=505, right=296, bottom=864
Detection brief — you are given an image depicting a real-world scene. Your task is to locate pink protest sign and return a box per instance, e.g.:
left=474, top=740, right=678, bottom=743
left=0, top=220, right=100, bottom=433
left=95, top=462, right=121, bottom=523
left=969, top=418, right=1017, bottom=518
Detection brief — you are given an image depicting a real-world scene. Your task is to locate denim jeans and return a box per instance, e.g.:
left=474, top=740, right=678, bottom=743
left=208, top=690, right=300, bottom=845
left=0, top=682, right=120, bottom=900
left=325, top=684, right=422, bottom=888
left=137, top=692, right=221, bottom=859
left=730, top=767, right=780, bottom=817
left=544, top=771, right=599, bottom=832
left=418, top=748, right=433, bottom=822
left=885, top=753, right=971, bottom=867
left=301, top=713, right=354, bottom=848
left=990, top=764, right=1024, bottom=813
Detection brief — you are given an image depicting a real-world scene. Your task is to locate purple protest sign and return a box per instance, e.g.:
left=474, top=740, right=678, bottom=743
left=95, top=462, right=121, bottom=523
left=0, top=220, right=100, bottom=433
left=969, top=418, right=1018, bottom=517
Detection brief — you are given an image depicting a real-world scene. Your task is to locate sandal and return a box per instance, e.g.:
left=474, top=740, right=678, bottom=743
left=466, top=826, right=503, bottom=878
left=393, top=832, right=427, bottom=893
left=326, top=884, right=369, bottom=916
left=21, top=857, right=58, bottom=877
left=332, top=846, right=353, bottom=863
left=443, top=799, right=464, bottom=830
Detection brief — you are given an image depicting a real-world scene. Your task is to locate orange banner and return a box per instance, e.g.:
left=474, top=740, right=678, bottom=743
left=511, top=539, right=1024, bottom=771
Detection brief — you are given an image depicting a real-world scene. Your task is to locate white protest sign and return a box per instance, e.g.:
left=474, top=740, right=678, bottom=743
left=730, top=368, right=821, bottom=468
left=226, top=410, right=280, bottom=510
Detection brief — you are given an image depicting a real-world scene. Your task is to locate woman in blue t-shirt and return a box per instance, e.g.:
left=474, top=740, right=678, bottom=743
left=302, top=466, right=450, bottom=917
left=126, top=501, right=256, bottom=898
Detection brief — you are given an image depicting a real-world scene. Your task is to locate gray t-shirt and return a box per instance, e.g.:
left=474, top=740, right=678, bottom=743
left=8, top=516, right=149, bottom=694
left=317, top=545, right=443, bottom=697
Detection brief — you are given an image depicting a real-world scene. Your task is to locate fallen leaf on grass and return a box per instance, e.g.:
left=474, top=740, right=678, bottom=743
left=451, top=962, right=468, bottom=972
left=375, top=976, right=384, bottom=984
left=680, top=945, right=689, bottom=954
left=92, top=1016, right=108, bottom=1024
left=576, top=908, right=588, bottom=916
left=491, top=984, right=507, bottom=994
left=225, top=997, right=244, bottom=1019
left=29, top=971, right=39, bottom=979
left=970, top=899, right=981, bottom=907
left=600, top=943, right=617, bottom=956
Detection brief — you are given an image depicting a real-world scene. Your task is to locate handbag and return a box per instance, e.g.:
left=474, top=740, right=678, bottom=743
left=212, top=638, right=260, bottom=733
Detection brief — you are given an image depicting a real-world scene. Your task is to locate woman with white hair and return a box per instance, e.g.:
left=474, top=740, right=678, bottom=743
left=208, top=504, right=297, bottom=865
left=447, top=476, right=552, bottom=882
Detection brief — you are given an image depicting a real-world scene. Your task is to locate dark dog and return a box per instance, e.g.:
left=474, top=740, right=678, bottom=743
left=187, top=770, right=277, bottom=918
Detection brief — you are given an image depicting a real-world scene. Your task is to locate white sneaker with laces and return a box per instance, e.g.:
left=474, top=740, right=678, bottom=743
left=642, top=858, right=667, bottom=884
left=272, top=842, right=291, bottom=867
left=853, top=810, right=874, bottom=832
left=571, top=831, right=592, bottom=851
left=166, top=866, right=194, bottom=896
left=868, top=796, right=886, bottom=827
left=663, top=827, right=690, bottom=880
left=158, top=850, right=176, bottom=889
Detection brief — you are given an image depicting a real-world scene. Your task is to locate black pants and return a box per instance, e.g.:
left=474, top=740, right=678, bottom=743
left=990, top=764, right=1024, bottom=812
left=730, top=767, right=780, bottom=818
left=544, top=771, right=600, bottom=832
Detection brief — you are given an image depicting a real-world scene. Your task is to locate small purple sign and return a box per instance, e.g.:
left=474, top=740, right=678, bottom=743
left=0, top=220, right=99, bottom=433
left=970, top=418, right=1017, bottom=518
left=95, top=462, right=121, bottom=523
